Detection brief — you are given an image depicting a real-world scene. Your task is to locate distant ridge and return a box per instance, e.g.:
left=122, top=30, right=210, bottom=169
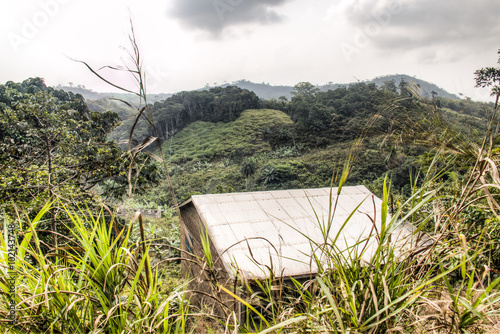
left=57, top=74, right=459, bottom=104
left=367, top=74, right=460, bottom=100
left=217, top=75, right=460, bottom=100
left=56, top=85, right=171, bottom=104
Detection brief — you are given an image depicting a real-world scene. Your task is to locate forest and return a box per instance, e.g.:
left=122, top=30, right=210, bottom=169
left=0, top=48, right=500, bottom=333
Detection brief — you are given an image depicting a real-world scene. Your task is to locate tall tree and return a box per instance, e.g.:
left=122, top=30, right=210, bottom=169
left=474, top=49, right=500, bottom=108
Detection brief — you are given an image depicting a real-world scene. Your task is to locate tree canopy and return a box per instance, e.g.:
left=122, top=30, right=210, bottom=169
left=0, top=78, right=159, bottom=217
left=113, top=85, right=261, bottom=144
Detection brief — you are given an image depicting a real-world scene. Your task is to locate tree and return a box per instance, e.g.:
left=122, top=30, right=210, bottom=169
left=291, top=82, right=320, bottom=98
left=398, top=78, right=410, bottom=97
left=290, top=82, right=321, bottom=124
left=259, top=164, right=294, bottom=185
left=381, top=80, right=398, bottom=94
left=474, top=49, right=500, bottom=107
left=0, top=78, right=159, bottom=248
left=240, top=158, right=257, bottom=190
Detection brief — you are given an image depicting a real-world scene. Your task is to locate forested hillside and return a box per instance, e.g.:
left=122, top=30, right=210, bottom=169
left=4, top=77, right=488, bottom=210
left=80, top=74, right=464, bottom=147
left=216, top=74, right=460, bottom=100
left=126, top=79, right=493, bottom=207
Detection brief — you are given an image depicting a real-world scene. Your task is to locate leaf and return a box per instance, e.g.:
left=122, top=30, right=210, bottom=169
left=69, top=58, right=138, bottom=96
left=131, top=136, right=158, bottom=153
left=258, top=315, right=307, bottom=334
left=145, top=152, right=163, bottom=163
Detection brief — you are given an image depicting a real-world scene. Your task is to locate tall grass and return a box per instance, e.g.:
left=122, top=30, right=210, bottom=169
left=190, top=158, right=500, bottom=333
left=0, top=202, right=189, bottom=333
left=3, top=172, right=499, bottom=333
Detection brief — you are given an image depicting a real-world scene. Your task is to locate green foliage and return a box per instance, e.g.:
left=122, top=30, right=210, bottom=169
left=0, top=79, right=159, bottom=214
left=129, top=216, right=181, bottom=260
left=259, top=163, right=294, bottom=185
left=240, top=157, right=257, bottom=178
left=163, top=109, right=293, bottom=163
left=474, top=49, right=500, bottom=99
left=0, top=78, right=162, bottom=255
left=112, top=85, right=261, bottom=145
left=0, top=203, right=188, bottom=333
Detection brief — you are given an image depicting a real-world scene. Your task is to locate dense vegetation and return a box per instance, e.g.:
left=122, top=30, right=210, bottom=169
left=106, top=85, right=260, bottom=146
left=1, top=47, right=500, bottom=333
left=131, top=78, right=492, bottom=207
left=212, top=74, right=460, bottom=100
left=0, top=78, right=160, bottom=251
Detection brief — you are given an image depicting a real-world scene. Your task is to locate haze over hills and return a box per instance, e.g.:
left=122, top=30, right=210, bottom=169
left=219, top=74, right=461, bottom=100
left=59, top=74, right=460, bottom=103
left=366, top=75, right=460, bottom=100
left=55, top=84, right=172, bottom=104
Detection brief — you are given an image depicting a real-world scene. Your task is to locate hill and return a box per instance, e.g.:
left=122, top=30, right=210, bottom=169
left=164, top=109, right=294, bottom=163
left=55, top=85, right=171, bottom=104
left=218, top=80, right=297, bottom=100
left=56, top=74, right=460, bottom=107
left=219, top=75, right=460, bottom=100
left=133, top=78, right=492, bottom=206
left=146, top=106, right=418, bottom=205
left=368, top=74, right=460, bottom=100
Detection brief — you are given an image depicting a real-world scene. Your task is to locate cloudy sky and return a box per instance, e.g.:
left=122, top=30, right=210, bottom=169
left=1, top=0, right=499, bottom=101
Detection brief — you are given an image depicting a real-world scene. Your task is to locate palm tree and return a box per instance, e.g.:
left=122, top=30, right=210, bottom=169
left=240, top=158, right=256, bottom=190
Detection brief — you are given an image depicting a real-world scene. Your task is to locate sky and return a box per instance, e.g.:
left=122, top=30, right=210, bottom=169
left=0, top=0, right=499, bottom=102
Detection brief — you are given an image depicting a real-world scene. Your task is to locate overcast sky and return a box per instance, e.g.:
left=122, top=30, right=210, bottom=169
left=1, top=0, right=499, bottom=101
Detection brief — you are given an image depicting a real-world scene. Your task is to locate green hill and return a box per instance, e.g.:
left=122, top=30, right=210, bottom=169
left=164, top=109, right=293, bottom=163
left=135, top=80, right=493, bottom=206
left=145, top=107, right=419, bottom=205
